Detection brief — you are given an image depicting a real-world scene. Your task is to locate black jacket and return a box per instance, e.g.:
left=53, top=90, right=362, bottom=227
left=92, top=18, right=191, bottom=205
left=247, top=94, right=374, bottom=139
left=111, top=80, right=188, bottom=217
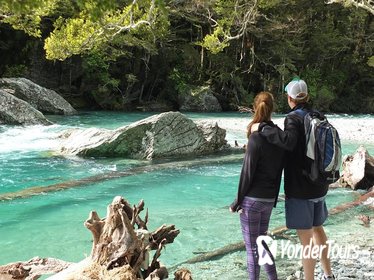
left=230, top=121, right=285, bottom=212
left=259, top=104, right=328, bottom=199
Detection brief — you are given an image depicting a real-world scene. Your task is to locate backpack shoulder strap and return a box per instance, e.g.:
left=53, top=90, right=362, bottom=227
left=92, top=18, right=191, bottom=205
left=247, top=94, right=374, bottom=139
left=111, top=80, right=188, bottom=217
left=288, top=108, right=310, bottom=126
left=308, top=109, right=326, bottom=120
left=289, top=108, right=309, bottom=117
left=290, top=108, right=316, bottom=160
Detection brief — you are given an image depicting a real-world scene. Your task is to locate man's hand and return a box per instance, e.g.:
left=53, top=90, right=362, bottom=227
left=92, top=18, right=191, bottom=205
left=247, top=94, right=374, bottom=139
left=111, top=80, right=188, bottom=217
left=251, top=122, right=260, bottom=133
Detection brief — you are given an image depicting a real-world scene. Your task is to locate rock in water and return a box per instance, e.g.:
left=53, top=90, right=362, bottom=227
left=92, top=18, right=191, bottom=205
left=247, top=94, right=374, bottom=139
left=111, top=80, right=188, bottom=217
left=179, top=86, right=222, bottom=112
left=340, top=146, right=374, bottom=190
left=0, top=78, right=77, bottom=115
left=57, top=111, right=228, bottom=159
left=0, top=89, right=52, bottom=125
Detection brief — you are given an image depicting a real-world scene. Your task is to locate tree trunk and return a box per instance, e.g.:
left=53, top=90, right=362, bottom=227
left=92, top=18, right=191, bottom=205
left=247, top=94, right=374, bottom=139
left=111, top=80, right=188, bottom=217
left=339, top=145, right=374, bottom=190
left=328, top=188, right=374, bottom=215
left=139, top=52, right=150, bottom=103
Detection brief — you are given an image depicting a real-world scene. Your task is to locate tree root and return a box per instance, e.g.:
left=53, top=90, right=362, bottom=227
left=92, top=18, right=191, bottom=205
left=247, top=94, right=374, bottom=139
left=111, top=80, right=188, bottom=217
left=0, top=196, right=181, bottom=280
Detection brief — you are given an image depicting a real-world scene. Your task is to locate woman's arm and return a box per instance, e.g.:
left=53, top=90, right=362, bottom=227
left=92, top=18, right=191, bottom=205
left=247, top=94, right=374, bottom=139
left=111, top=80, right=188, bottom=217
left=230, top=135, right=260, bottom=212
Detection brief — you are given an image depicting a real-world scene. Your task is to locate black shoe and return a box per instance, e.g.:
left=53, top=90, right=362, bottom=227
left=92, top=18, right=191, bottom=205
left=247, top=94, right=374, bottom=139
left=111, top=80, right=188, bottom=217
left=322, top=275, right=335, bottom=280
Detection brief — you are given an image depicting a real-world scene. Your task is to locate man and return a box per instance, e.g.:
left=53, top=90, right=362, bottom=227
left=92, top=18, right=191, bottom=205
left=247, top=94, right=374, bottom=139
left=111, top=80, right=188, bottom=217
left=258, top=79, right=335, bottom=280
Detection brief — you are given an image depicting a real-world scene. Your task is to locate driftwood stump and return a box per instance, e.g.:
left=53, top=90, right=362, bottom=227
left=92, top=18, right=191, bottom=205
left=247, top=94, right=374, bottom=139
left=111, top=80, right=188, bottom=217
left=63, top=196, right=180, bottom=280
left=174, top=268, right=193, bottom=280
left=0, top=196, right=182, bottom=280
left=339, top=146, right=374, bottom=190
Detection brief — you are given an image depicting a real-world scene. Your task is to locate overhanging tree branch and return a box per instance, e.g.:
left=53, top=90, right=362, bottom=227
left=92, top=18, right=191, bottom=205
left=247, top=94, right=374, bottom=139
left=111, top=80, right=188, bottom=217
left=224, top=0, right=259, bottom=41
left=326, top=0, right=374, bottom=15
left=45, top=0, right=159, bottom=60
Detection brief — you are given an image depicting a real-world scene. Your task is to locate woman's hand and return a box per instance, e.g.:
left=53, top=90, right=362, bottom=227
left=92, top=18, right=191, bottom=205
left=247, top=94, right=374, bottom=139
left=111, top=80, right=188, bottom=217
left=229, top=205, right=243, bottom=213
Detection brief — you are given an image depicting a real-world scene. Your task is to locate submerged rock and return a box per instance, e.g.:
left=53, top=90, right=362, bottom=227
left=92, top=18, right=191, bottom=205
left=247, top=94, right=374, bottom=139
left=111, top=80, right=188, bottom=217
left=57, top=111, right=228, bottom=159
left=339, top=146, right=374, bottom=190
left=0, top=77, right=76, bottom=115
left=0, top=89, right=52, bottom=125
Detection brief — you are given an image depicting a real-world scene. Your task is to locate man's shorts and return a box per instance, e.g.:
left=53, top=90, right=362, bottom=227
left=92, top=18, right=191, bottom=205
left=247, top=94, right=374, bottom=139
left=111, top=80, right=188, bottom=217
left=285, top=197, right=328, bottom=229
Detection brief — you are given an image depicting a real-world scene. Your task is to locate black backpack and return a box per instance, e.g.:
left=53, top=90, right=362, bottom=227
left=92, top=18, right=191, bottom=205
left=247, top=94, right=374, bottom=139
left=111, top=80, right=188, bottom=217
left=293, top=109, right=342, bottom=186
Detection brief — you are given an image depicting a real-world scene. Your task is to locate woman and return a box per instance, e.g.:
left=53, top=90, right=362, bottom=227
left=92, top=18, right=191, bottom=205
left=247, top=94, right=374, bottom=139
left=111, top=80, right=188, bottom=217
left=230, top=91, right=284, bottom=280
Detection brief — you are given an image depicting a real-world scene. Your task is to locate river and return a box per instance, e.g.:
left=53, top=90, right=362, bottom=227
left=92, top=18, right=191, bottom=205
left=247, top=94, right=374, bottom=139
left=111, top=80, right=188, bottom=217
left=0, top=111, right=373, bottom=279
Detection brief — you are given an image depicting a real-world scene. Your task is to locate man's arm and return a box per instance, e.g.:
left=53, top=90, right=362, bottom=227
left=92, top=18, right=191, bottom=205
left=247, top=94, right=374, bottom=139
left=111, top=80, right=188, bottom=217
left=258, top=117, right=299, bottom=151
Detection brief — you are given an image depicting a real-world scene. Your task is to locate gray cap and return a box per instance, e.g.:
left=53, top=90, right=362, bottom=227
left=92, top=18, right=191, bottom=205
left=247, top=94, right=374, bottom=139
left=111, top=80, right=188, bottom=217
left=285, top=79, right=308, bottom=99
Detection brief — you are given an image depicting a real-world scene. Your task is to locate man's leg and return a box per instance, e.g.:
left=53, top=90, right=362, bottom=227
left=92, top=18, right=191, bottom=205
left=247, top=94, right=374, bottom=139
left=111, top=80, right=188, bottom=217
left=312, top=197, right=334, bottom=279
left=287, top=198, right=322, bottom=279
left=297, top=229, right=316, bottom=280
left=313, top=225, right=333, bottom=276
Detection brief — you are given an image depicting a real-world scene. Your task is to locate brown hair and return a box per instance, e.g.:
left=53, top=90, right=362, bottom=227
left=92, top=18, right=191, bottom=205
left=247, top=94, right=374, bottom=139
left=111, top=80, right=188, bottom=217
left=289, top=92, right=310, bottom=104
left=247, top=91, right=274, bottom=138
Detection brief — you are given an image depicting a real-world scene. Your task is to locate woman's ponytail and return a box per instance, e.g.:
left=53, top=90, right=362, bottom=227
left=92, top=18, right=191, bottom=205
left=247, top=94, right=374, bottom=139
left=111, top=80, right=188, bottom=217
left=247, top=92, right=274, bottom=138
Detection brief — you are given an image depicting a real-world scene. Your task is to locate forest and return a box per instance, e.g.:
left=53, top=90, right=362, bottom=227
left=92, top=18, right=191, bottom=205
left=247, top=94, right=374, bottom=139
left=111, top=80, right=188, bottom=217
left=0, top=0, right=373, bottom=113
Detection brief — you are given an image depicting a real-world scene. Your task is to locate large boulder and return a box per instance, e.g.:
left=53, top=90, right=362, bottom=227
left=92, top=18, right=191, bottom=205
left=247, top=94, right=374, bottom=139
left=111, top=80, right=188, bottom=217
left=0, top=78, right=77, bottom=115
left=179, top=86, right=222, bottom=112
left=339, top=146, right=374, bottom=190
left=196, top=120, right=227, bottom=151
left=0, top=89, right=52, bottom=125
left=57, top=111, right=228, bottom=159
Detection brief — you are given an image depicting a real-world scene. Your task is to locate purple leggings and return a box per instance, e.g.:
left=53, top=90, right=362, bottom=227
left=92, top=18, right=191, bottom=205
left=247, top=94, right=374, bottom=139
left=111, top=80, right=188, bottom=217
left=240, top=197, right=278, bottom=280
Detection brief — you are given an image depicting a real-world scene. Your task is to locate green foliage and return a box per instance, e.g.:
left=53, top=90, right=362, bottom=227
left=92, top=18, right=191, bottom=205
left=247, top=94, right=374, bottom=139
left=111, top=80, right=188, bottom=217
left=81, top=51, right=122, bottom=109
left=258, top=0, right=282, bottom=9
left=314, top=86, right=336, bottom=112
left=45, top=16, right=97, bottom=60
left=82, top=52, right=111, bottom=80
left=200, top=0, right=259, bottom=54
left=0, top=0, right=47, bottom=11
left=368, top=56, right=374, bottom=67
left=0, top=0, right=57, bottom=37
left=241, top=92, right=255, bottom=108
left=365, top=97, right=374, bottom=112
left=1, top=0, right=373, bottom=113
left=201, top=27, right=230, bottom=54
left=44, top=0, right=169, bottom=60
left=168, top=68, right=191, bottom=96
left=1, top=0, right=169, bottom=61
left=3, top=64, right=28, bottom=77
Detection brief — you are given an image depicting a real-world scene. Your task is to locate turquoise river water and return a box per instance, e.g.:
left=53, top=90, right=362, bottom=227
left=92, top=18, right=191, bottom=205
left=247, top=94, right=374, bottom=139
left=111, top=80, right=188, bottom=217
left=0, top=112, right=373, bottom=279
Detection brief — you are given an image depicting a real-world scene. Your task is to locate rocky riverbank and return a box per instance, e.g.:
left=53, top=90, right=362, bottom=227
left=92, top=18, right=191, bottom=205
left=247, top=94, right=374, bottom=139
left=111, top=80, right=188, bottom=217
left=172, top=222, right=373, bottom=280
left=287, top=232, right=374, bottom=280
left=193, top=114, right=374, bottom=147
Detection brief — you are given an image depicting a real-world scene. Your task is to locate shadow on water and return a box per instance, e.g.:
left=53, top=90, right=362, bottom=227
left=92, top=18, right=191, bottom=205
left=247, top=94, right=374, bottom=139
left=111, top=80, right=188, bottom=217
left=0, top=153, right=244, bottom=202
left=0, top=190, right=123, bottom=228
